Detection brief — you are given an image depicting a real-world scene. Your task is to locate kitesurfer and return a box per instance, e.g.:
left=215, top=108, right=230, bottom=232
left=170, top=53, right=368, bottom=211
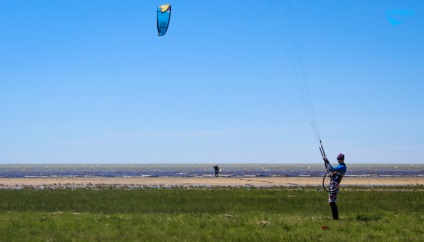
left=323, top=153, right=346, bottom=220
left=213, top=164, right=220, bottom=177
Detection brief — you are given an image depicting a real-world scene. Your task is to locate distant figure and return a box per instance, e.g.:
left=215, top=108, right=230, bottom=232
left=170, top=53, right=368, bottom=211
left=323, top=153, right=347, bottom=220
left=213, top=164, right=220, bottom=177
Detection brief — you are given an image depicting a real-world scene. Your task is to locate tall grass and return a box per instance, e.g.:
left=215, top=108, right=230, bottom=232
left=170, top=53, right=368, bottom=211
left=0, top=186, right=423, bottom=241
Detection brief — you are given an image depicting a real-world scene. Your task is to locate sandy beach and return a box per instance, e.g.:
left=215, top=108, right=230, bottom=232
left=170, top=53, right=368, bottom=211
left=0, top=176, right=423, bottom=188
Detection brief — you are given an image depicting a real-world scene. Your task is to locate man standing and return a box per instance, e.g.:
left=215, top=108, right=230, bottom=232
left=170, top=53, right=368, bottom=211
left=324, top=153, right=347, bottom=220
left=213, top=164, right=220, bottom=177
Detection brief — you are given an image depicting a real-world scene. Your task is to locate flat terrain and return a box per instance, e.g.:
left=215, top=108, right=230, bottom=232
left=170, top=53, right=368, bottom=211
left=0, top=176, right=423, bottom=188
left=0, top=186, right=423, bottom=241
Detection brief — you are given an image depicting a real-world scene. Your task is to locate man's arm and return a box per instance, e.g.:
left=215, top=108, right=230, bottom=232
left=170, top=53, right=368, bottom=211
left=323, top=156, right=333, bottom=171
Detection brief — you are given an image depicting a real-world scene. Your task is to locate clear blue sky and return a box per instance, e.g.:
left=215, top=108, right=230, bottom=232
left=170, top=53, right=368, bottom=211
left=0, top=1, right=423, bottom=164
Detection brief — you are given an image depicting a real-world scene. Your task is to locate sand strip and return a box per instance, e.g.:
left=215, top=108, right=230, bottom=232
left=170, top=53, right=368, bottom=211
left=0, top=176, right=423, bottom=188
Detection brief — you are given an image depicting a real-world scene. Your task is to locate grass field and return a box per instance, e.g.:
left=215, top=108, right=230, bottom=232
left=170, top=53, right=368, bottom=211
left=0, top=186, right=423, bottom=241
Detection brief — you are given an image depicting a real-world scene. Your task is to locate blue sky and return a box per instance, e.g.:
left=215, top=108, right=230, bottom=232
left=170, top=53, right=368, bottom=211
left=0, top=0, right=423, bottom=164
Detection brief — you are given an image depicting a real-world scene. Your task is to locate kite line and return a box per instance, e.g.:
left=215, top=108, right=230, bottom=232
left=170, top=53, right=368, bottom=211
left=268, top=0, right=324, bottom=154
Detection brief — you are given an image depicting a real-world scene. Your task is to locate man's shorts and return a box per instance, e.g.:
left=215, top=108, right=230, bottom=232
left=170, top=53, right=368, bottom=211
left=328, top=182, right=339, bottom=203
left=328, top=192, right=338, bottom=203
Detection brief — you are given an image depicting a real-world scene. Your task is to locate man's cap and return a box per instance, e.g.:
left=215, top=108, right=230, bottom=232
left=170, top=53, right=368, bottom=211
left=337, top=153, right=345, bottom=160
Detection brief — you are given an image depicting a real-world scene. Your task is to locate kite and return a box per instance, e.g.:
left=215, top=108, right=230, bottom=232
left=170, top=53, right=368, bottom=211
left=157, top=4, right=171, bottom=36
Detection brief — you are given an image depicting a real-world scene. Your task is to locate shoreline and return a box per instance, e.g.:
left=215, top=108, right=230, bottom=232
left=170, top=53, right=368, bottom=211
left=1, top=176, right=424, bottom=188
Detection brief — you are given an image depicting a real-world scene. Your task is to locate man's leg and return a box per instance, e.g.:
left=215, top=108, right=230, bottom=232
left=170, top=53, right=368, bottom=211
left=328, top=193, right=339, bottom=220
left=329, top=202, right=338, bottom=220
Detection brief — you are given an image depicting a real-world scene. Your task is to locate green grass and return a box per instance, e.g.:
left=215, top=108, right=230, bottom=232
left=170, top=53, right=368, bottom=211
left=0, top=186, right=423, bottom=241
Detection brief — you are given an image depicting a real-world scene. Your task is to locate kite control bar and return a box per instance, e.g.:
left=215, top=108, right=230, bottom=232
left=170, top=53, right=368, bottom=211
left=320, top=140, right=333, bottom=192
left=320, top=140, right=329, bottom=172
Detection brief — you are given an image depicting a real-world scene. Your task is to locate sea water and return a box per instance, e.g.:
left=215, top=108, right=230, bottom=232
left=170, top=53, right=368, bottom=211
left=0, top=163, right=423, bottom=178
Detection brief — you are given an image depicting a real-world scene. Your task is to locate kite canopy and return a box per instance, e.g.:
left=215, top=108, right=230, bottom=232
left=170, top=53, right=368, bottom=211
left=157, top=4, right=171, bottom=36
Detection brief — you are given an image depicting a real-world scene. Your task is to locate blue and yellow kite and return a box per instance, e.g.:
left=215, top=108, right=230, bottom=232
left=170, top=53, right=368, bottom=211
left=157, top=4, right=171, bottom=36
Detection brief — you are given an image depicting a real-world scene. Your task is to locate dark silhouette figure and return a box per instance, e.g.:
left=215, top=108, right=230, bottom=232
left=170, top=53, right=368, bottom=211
left=213, top=164, right=220, bottom=177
